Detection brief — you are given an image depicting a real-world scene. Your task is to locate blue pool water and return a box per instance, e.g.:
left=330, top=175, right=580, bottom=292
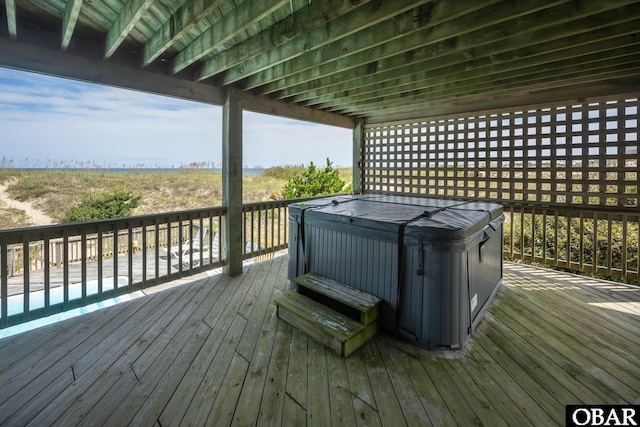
left=0, top=277, right=145, bottom=339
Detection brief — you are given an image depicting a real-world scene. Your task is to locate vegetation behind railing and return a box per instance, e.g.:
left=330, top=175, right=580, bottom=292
left=3, top=195, right=637, bottom=331
left=0, top=197, right=327, bottom=330
left=0, top=207, right=225, bottom=329
left=502, top=203, right=639, bottom=282
left=4, top=223, right=194, bottom=278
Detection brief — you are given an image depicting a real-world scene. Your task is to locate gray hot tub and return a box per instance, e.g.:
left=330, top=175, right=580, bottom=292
left=288, top=194, right=504, bottom=349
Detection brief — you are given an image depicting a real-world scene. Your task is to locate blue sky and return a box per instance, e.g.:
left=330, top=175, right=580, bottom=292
left=0, top=68, right=352, bottom=168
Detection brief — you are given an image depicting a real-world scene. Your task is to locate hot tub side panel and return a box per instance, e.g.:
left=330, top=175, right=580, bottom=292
left=292, top=220, right=400, bottom=324
left=399, top=218, right=504, bottom=348
left=399, top=247, right=470, bottom=348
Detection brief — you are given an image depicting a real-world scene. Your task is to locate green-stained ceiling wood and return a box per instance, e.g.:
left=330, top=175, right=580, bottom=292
left=61, top=0, right=82, bottom=50
left=170, top=0, right=288, bottom=74
left=142, top=0, right=234, bottom=67
left=1, top=0, right=639, bottom=125
left=4, top=0, right=16, bottom=39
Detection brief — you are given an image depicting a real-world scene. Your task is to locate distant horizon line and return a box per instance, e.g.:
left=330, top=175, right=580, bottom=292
left=0, top=157, right=349, bottom=170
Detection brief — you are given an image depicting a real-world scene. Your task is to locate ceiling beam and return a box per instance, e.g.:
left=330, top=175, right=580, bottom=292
left=195, top=0, right=373, bottom=81
left=355, top=63, right=640, bottom=117
left=365, top=83, right=640, bottom=124
left=0, top=37, right=353, bottom=128
left=262, top=0, right=633, bottom=100
left=352, top=63, right=640, bottom=118
left=142, top=0, right=230, bottom=67
left=260, top=0, right=569, bottom=97
left=61, top=0, right=83, bottom=51
left=360, top=81, right=640, bottom=123
left=172, top=0, right=289, bottom=73
left=104, top=0, right=155, bottom=59
left=323, top=40, right=640, bottom=112
left=240, top=92, right=354, bottom=129
left=0, top=37, right=224, bottom=104
left=4, top=0, right=17, bottom=40
left=214, top=0, right=432, bottom=86
left=309, top=18, right=640, bottom=111
left=169, top=0, right=288, bottom=73
left=242, top=0, right=500, bottom=91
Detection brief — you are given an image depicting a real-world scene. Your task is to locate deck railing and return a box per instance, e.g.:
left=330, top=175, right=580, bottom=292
left=242, top=200, right=289, bottom=261
left=502, top=203, right=639, bottom=281
left=0, top=207, right=225, bottom=328
left=0, top=197, right=326, bottom=329
left=2, top=196, right=637, bottom=329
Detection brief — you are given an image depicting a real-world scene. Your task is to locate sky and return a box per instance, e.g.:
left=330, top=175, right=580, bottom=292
left=0, top=67, right=353, bottom=169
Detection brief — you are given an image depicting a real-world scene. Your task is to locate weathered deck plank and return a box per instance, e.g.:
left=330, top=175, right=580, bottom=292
left=327, top=349, right=357, bottom=426
left=162, top=266, right=256, bottom=426
left=0, top=290, right=179, bottom=425
left=285, top=326, right=309, bottom=412
left=0, top=258, right=638, bottom=427
left=256, top=320, right=292, bottom=426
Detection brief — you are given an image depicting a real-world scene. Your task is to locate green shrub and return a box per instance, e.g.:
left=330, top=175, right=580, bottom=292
left=64, top=191, right=141, bottom=222
left=283, top=158, right=346, bottom=199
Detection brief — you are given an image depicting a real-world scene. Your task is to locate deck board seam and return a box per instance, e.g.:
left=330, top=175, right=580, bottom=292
left=500, top=285, right=640, bottom=380
left=493, top=291, right=638, bottom=403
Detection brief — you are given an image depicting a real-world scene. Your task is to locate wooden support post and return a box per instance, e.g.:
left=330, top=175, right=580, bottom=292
left=222, top=88, right=244, bottom=276
left=352, top=119, right=365, bottom=194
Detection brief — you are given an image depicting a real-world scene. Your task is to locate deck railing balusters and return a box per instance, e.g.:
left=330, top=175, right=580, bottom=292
left=579, top=211, right=584, bottom=271
left=113, top=227, right=119, bottom=291
left=622, top=214, right=628, bottom=278
left=2, top=197, right=635, bottom=330
left=500, top=202, right=639, bottom=280
left=1, top=239, right=7, bottom=327
left=63, top=230, right=69, bottom=310
left=22, top=236, right=29, bottom=320
left=81, top=229, right=87, bottom=305
left=0, top=206, right=224, bottom=328
left=257, top=207, right=262, bottom=256
left=154, top=219, right=160, bottom=282
left=607, top=213, right=613, bottom=277
left=142, top=223, right=147, bottom=286
left=128, top=223, right=134, bottom=288
left=208, top=216, right=214, bottom=266
left=98, top=225, right=103, bottom=299
left=44, top=232, right=50, bottom=315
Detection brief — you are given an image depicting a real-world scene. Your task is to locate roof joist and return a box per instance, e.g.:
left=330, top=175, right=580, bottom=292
left=194, top=0, right=371, bottom=81
left=343, top=57, right=640, bottom=121
left=210, top=0, right=432, bottom=86
left=61, top=0, right=83, bottom=51
left=143, top=0, right=235, bottom=68
left=355, top=66, right=640, bottom=121
left=169, top=0, right=288, bottom=74
left=319, top=38, right=640, bottom=113
left=1, top=0, right=638, bottom=124
left=245, top=0, right=501, bottom=93
left=260, top=0, right=584, bottom=100
left=104, top=0, right=155, bottom=59
left=305, top=13, right=640, bottom=111
left=4, top=0, right=16, bottom=40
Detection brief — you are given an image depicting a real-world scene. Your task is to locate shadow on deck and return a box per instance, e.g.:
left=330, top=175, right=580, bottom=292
left=0, top=256, right=638, bottom=426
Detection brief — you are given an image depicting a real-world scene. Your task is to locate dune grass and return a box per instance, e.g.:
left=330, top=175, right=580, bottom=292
left=0, top=166, right=353, bottom=229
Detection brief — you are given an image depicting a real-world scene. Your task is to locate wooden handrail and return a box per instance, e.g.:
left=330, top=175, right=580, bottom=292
left=2, top=196, right=637, bottom=331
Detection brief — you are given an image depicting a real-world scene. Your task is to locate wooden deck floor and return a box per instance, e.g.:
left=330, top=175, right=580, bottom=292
left=0, top=256, right=638, bottom=426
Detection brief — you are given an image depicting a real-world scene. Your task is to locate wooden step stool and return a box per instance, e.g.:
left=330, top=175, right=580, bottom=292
left=275, top=272, right=382, bottom=357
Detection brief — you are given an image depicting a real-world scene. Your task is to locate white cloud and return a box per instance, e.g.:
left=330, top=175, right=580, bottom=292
left=0, top=68, right=353, bottom=168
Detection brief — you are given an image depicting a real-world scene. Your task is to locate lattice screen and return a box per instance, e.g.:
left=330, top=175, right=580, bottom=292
left=363, top=96, right=639, bottom=208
